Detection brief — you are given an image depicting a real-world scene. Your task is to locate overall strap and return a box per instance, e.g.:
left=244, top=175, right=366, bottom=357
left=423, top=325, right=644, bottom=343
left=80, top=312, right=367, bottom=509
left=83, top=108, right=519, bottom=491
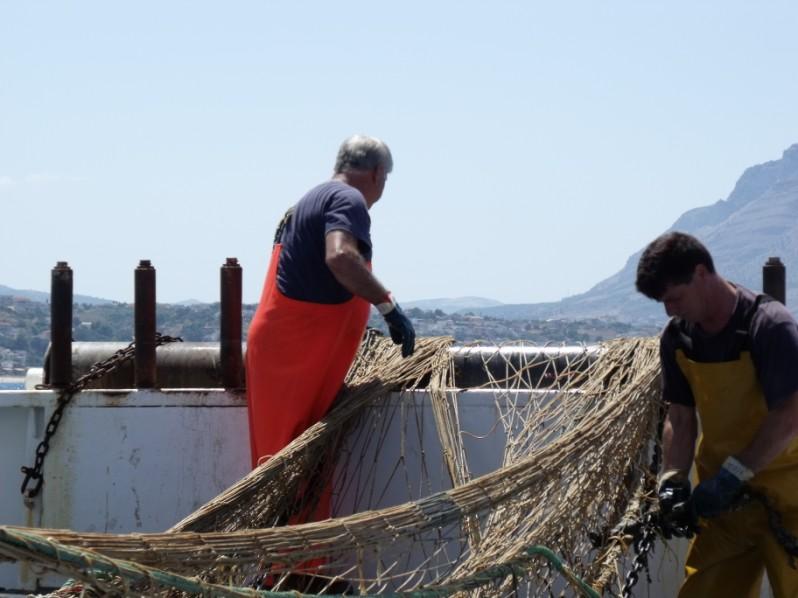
left=731, top=293, right=770, bottom=355
left=272, top=206, right=295, bottom=246
left=668, top=293, right=771, bottom=361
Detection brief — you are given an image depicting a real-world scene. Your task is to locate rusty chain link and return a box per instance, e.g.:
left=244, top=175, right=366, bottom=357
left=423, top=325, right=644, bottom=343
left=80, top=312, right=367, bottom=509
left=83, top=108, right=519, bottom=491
left=20, top=333, right=183, bottom=502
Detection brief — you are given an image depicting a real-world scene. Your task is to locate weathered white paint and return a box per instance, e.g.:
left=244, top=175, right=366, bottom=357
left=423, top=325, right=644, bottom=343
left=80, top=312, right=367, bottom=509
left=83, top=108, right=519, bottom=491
left=0, top=388, right=250, bottom=593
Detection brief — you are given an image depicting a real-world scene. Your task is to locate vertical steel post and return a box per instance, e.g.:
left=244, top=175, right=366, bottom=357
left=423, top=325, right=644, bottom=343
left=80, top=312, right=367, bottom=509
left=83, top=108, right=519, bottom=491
left=220, top=257, right=243, bottom=389
left=763, top=257, right=786, bottom=305
left=135, top=260, right=157, bottom=388
left=50, top=261, right=73, bottom=388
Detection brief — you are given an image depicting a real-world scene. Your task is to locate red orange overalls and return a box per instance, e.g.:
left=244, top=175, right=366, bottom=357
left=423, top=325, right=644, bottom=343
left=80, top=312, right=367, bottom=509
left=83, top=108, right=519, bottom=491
left=245, top=243, right=370, bottom=521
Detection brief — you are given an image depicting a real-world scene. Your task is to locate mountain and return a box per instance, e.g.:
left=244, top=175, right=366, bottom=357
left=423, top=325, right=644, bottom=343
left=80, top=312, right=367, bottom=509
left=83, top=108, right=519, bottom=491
left=8, top=142, right=798, bottom=323
left=404, top=296, right=503, bottom=314
left=175, top=298, right=207, bottom=306
left=471, top=144, right=798, bottom=323
left=0, top=284, right=114, bottom=306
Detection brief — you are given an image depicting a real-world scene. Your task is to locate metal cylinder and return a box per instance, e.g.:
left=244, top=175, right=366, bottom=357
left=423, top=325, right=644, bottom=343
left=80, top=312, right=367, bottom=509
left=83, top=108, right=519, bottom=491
left=54, top=343, right=598, bottom=390
left=50, top=261, right=73, bottom=388
left=763, top=256, right=786, bottom=305
left=220, top=257, right=243, bottom=389
left=52, top=342, right=227, bottom=389
left=450, top=345, right=599, bottom=388
left=134, top=260, right=157, bottom=388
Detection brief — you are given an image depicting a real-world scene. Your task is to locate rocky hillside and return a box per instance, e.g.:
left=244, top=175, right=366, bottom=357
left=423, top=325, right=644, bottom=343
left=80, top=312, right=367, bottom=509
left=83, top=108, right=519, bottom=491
left=472, top=144, right=798, bottom=324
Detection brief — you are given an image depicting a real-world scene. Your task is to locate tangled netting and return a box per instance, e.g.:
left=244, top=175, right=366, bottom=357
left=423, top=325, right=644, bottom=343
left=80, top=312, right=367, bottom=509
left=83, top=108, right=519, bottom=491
left=0, top=334, right=663, bottom=597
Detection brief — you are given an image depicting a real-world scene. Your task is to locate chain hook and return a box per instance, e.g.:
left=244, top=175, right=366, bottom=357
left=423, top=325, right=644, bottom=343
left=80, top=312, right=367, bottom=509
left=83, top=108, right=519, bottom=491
left=20, top=466, right=43, bottom=497
left=19, top=333, right=183, bottom=500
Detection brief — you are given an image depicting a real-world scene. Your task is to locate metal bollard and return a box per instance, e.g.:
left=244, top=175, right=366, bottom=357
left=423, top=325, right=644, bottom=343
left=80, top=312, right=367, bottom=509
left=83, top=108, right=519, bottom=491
left=763, top=257, right=786, bottom=305
left=134, top=260, right=157, bottom=388
left=220, top=257, right=244, bottom=389
left=50, top=261, right=73, bottom=388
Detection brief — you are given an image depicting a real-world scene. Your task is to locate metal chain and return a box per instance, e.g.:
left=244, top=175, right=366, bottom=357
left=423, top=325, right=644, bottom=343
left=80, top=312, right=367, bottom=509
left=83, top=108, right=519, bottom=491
left=620, top=450, right=798, bottom=593
left=617, top=486, right=798, bottom=598
left=739, top=488, right=798, bottom=567
left=20, top=333, right=183, bottom=502
left=620, top=402, right=666, bottom=598
left=621, top=512, right=657, bottom=598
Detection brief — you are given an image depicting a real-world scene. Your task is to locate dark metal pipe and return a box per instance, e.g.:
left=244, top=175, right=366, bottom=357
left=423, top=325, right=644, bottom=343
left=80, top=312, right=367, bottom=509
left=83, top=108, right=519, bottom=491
left=50, top=261, right=73, bottom=388
left=58, top=343, right=599, bottom=390
left=134, top=260, right=157, bottom=388
left=53, top=342, right=228, bottom=389
left=220, top=257, right=243, bottom=389
left=449, top=345, right=599, bottom=388
left=763, top=256, right=786, bottom=305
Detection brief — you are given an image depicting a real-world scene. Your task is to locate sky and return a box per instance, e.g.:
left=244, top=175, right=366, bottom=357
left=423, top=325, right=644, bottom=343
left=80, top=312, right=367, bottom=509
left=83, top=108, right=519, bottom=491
left=2, top=2, right=798, bottom=305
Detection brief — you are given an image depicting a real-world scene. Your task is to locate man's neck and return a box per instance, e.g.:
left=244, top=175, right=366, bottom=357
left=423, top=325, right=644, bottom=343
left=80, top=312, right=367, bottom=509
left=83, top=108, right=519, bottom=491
left=699, top=278, right=738, bottom=335
left=332, top=172, right=374, bottom=208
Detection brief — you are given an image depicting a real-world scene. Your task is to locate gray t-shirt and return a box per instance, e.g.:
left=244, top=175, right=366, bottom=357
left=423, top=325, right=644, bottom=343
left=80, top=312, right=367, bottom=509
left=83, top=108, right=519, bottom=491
left=661, top=284, right=798, bottom=409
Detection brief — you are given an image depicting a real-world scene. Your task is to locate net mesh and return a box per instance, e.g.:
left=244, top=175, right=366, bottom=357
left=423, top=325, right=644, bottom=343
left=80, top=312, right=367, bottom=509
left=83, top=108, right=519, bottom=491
left=1, top=333, right=662, bottom=597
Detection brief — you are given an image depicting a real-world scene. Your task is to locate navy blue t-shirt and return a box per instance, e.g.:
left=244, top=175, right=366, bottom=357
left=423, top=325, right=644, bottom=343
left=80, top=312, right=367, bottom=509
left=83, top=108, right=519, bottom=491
left=276, top=180, right=372, bottom=304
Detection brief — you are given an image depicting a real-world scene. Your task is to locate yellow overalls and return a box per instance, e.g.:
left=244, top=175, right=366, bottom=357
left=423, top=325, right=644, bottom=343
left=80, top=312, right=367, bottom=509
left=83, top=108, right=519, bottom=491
left=674, top=309, right=798, bottom=597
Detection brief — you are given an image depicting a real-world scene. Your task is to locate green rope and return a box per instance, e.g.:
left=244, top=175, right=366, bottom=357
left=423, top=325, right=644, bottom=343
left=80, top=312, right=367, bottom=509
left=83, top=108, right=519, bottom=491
left=0, top=527, right=599, bottom=598
left=0, top=528, right=257, bottom=597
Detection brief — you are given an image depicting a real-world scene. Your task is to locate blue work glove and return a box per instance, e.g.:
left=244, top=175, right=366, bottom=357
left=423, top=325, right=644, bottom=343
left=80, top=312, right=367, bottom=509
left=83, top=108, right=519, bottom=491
left=691, top=456, right=752, bottom=518
left=379, top=297, right=416, bottom=358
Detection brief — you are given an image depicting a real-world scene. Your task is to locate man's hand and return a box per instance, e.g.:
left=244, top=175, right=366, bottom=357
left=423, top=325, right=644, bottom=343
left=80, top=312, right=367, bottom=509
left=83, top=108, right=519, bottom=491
left=381, top=302, right=415, bottom=357
left=691, top=456, right=752, bottom=518
left=657, top=470, right=696, bottom=538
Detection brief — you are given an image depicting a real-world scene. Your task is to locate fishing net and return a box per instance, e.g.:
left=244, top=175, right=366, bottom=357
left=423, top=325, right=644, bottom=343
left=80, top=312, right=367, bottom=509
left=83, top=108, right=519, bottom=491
left=0, top=333, right=662, bottom=597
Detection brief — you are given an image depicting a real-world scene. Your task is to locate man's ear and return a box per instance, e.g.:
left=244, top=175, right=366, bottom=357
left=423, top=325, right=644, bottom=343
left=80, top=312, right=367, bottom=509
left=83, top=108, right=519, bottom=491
left=693, top=264, right=708, bottom=281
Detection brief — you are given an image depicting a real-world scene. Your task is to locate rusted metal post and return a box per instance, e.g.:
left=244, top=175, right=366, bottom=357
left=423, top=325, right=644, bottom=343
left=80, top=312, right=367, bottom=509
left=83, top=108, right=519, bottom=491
left=220, top=257, right=243, bottom=389
left=763, top=257, right=786, bottom=305
left=50, top=261, right=73, bottom=388
left=135, top=260, right=157, bottom=388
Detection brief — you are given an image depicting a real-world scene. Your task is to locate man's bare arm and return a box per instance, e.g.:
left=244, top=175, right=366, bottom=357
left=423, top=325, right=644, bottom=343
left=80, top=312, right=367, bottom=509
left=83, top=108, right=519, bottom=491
left=738, top=390, right=798, bottom=472
left=325, top=230, right=389, bottom=305
left=662, top=403, right=698, bottom=475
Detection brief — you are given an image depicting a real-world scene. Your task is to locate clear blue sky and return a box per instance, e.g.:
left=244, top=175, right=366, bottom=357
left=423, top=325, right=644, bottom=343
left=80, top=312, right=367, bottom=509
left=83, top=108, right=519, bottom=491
left=2, top=2, right=798, bottom=304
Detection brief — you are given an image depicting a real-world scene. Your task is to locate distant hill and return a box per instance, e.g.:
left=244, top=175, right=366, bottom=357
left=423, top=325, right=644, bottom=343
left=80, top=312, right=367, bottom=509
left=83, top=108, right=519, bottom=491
left=470, top=144, right=798, bottom=323
left=1, top=293, right=656, bottom=371
left=175, top=298, right=207, bottom=306
left=405, top=296, right=503, bottom=314
left=0, top=284, right=114, bottom=306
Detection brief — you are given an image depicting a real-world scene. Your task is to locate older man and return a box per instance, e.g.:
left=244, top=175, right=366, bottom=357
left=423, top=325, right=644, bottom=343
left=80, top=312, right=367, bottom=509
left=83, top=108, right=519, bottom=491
left=636, top=231, right=798, bottom=598
left=246, top=135, right=415, bottom=491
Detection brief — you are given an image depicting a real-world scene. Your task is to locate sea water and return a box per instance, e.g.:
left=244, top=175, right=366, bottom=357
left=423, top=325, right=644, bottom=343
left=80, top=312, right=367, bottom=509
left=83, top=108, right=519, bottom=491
left=0, top=380, right=24, bottom=390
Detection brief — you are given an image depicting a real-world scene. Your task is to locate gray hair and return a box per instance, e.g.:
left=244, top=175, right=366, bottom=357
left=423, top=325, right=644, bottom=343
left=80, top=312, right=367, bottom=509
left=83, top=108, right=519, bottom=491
left=334, top=135, right=393, bottom=174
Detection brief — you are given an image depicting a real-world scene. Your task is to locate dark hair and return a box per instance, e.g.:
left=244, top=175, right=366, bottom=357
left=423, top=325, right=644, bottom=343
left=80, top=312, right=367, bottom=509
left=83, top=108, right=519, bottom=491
left=635, top=232, right=715, bottom=300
